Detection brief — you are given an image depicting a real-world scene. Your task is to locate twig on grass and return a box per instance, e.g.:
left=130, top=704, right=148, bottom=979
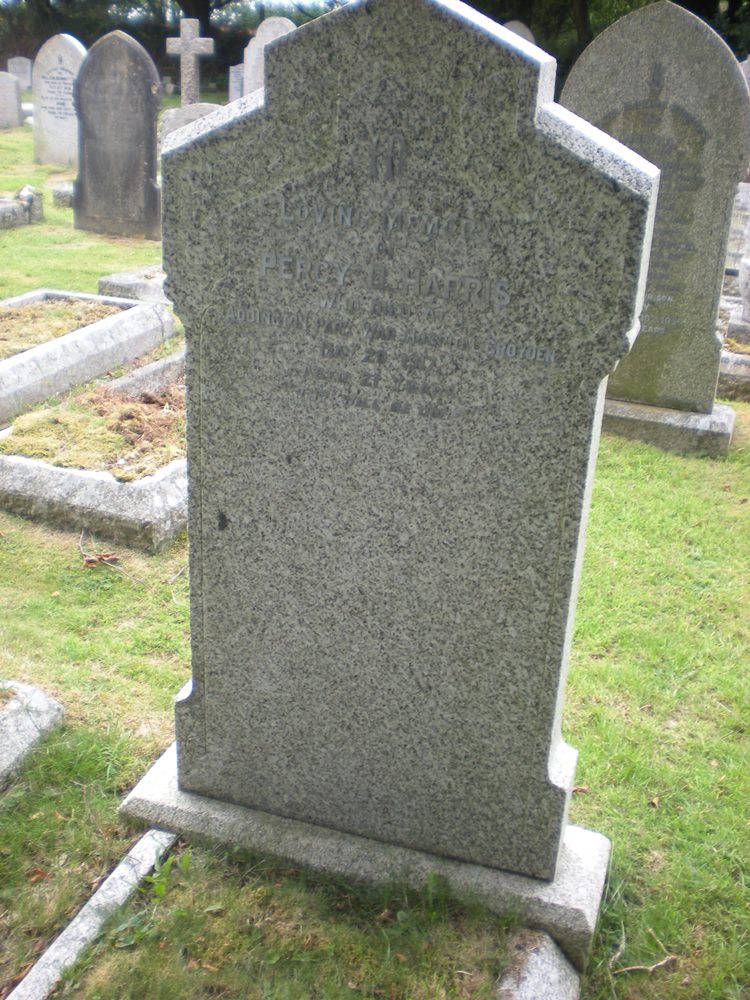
left=612, top=927, right=679, bottom=977
left=167, top=564, right=187, bottom=584
left=608, top=923, right=626, bottom=970
left=613, top=954, right=678, bottom=976
left=77, top=529, right=147, bottom=587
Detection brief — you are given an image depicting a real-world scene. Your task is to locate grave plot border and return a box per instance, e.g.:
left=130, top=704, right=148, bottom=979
left=0, top=346, right=187, bottom=550
left=0, top=681, right=64, bottom=789
left=0, top=289, right=173, bottom=427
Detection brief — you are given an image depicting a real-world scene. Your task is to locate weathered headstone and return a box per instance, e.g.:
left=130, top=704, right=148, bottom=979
left=243, top=17, right=295, bottom=96
left=0, top=71, right=23, bottom=128
left=160, top=102, right=217, bottom=147
left=228, top=63, right=243, bottom=102
left=563, top=1, right=750, bottom=455
left=122, top=0, right=657, bottom=965
left=73, top=31, right=161, bottom=240
left=7, top=56, right=32, bottom=90
left=166, top=18, right=214, bottom=106
left=32, top=34, right=86, bottom=167
left=504, top=20, right=535, bottom=44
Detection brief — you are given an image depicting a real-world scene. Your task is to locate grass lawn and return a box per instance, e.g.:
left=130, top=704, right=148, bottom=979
left=0, top=122, right=748, bottom=999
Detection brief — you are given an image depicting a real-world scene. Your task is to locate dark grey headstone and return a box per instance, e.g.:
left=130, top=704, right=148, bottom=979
left=73, top=31, right=161, bottom=239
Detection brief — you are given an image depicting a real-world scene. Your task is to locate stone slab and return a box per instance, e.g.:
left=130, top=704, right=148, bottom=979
left=98, top=267, right=169, bottom=304
left=0, top=456, right=187, bottom=551
left=0, top=681, right=63, bottom=789
left=563, top=1, right=750, bottom=415
left=7, top=828, right=176, bottom=1000
left=496, top=929, right=580, bottom=999
left=163, top=0, right=657, bottom=886
left=602, top=398, right=735, bottom=456
left=52, top=181, right=73, bottom=208
left=719, top=348, right=750, bottom=401
left=108, top=345, right=184, bottom=396
left=121, top=742, right=611, bottom=971
left=32, top=34, right=86, bottom=167
left=0, top=290, right=173, bottom=426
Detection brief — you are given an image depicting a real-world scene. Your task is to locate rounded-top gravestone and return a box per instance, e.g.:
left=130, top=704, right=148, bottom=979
left=563, top=0, right=750, bottom=416
left=7, top=56, right=32, bottom=90
left=73, top=31, right=161, bottom=240
left=32, top=34, right=86, bottom=167
left=243, top=17, right=295, bottom=96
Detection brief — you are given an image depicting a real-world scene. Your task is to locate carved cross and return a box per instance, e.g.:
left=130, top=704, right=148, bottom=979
left=166, top=18, right=214, bottom=106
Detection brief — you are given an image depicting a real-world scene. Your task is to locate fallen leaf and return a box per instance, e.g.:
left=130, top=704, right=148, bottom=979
left=710, top=760, right=718, bottom=768
left=395, top=952, right=408, bottom=963
left=26, top=867, right=48, bottom=883
left=573, top=785, right=590, bottom=794
left=648, top=796, right=660, bottom=808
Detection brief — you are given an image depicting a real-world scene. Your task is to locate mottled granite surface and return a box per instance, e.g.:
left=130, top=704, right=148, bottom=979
left=162, top=0, right=657, bottom=881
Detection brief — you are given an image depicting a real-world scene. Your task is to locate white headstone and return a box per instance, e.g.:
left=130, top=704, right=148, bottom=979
left=32, top=34, right=86, bottom=167
left=0, top=72, right=22, bottom=128
left=243, top=17, right=295, bottom=96
left=228, top=63, right=243, bottom=103
left=7, top=56, right=32, bottom=90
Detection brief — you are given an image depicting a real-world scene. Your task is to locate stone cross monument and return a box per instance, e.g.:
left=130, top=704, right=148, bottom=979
left=166, top=18, right=214, bottom=106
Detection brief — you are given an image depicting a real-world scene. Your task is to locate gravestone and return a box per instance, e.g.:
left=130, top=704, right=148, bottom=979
left=243, top=17, right=295, bottom=96
left=160, top=102, right=217, bottom=147
left=122, top=0, right=657, bottom=963
left=228, top=63, right=243, bottom=102
left=73, top=31, right=161, bottom=240
left=32, top=34, right=86, bottom=167
left=0, top=72, right=23, bottom=127
left=7, top=56, right=32, bottom=90
left=563, top=1, right=750, bottom=455
left=504, top=20, right=535, bottom=44
left=166, top=18, right=214, bottom=106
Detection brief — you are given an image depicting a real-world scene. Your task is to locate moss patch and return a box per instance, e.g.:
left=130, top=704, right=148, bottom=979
left=0, top=383, right=186, bottom=481
left=0, top=299, right=123, bottom=361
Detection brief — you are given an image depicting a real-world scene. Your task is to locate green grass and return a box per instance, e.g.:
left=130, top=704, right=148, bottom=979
left=0, top=127, right=161, bottom=299
left=0, top=121, right=748, bottom=1000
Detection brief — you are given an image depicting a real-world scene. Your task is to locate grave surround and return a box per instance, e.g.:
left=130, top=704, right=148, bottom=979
left=123, top=0, right=658, bottom=963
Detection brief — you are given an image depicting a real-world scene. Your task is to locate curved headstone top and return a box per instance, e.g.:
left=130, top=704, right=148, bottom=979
left=164, top=0, right=658, bottom=882
left=243, top=16, right=296, bottom=96
left=74, top=31, right=161, bottom=239
left=563, top=1, right=750, bottom=413
left=32, top=34, right=86, bottom=167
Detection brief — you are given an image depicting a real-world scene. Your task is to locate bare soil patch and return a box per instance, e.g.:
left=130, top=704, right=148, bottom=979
left=0, top=299, right=123, bottom=362
left=0, top=381, right=185, bottom=481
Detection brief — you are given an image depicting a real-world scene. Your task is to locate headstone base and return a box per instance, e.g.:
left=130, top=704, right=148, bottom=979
left=603, top=398, right=735, bottom=457
left=727, top=308, right=750, bottom=345
left=121, top=742, right=611, bottom=972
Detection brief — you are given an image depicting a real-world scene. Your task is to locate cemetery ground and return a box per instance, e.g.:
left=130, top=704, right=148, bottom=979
left=0, top=128, right=749, bottom=1000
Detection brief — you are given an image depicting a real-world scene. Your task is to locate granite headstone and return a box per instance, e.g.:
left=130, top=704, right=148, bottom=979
left=32, top=34, right=86, bottom=167
left=0, top=72, right=23, bottom=128
left=166, top=18, right=214, bottom=106
left=563, top=1, right=750, bottom=453
left=73, top=31, right=161, bottom=240
left=7, top=56, right=32, bottom=90
left=146, top=0, right=658, bottom=886
left=243, top=17, right=295, bottom=96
